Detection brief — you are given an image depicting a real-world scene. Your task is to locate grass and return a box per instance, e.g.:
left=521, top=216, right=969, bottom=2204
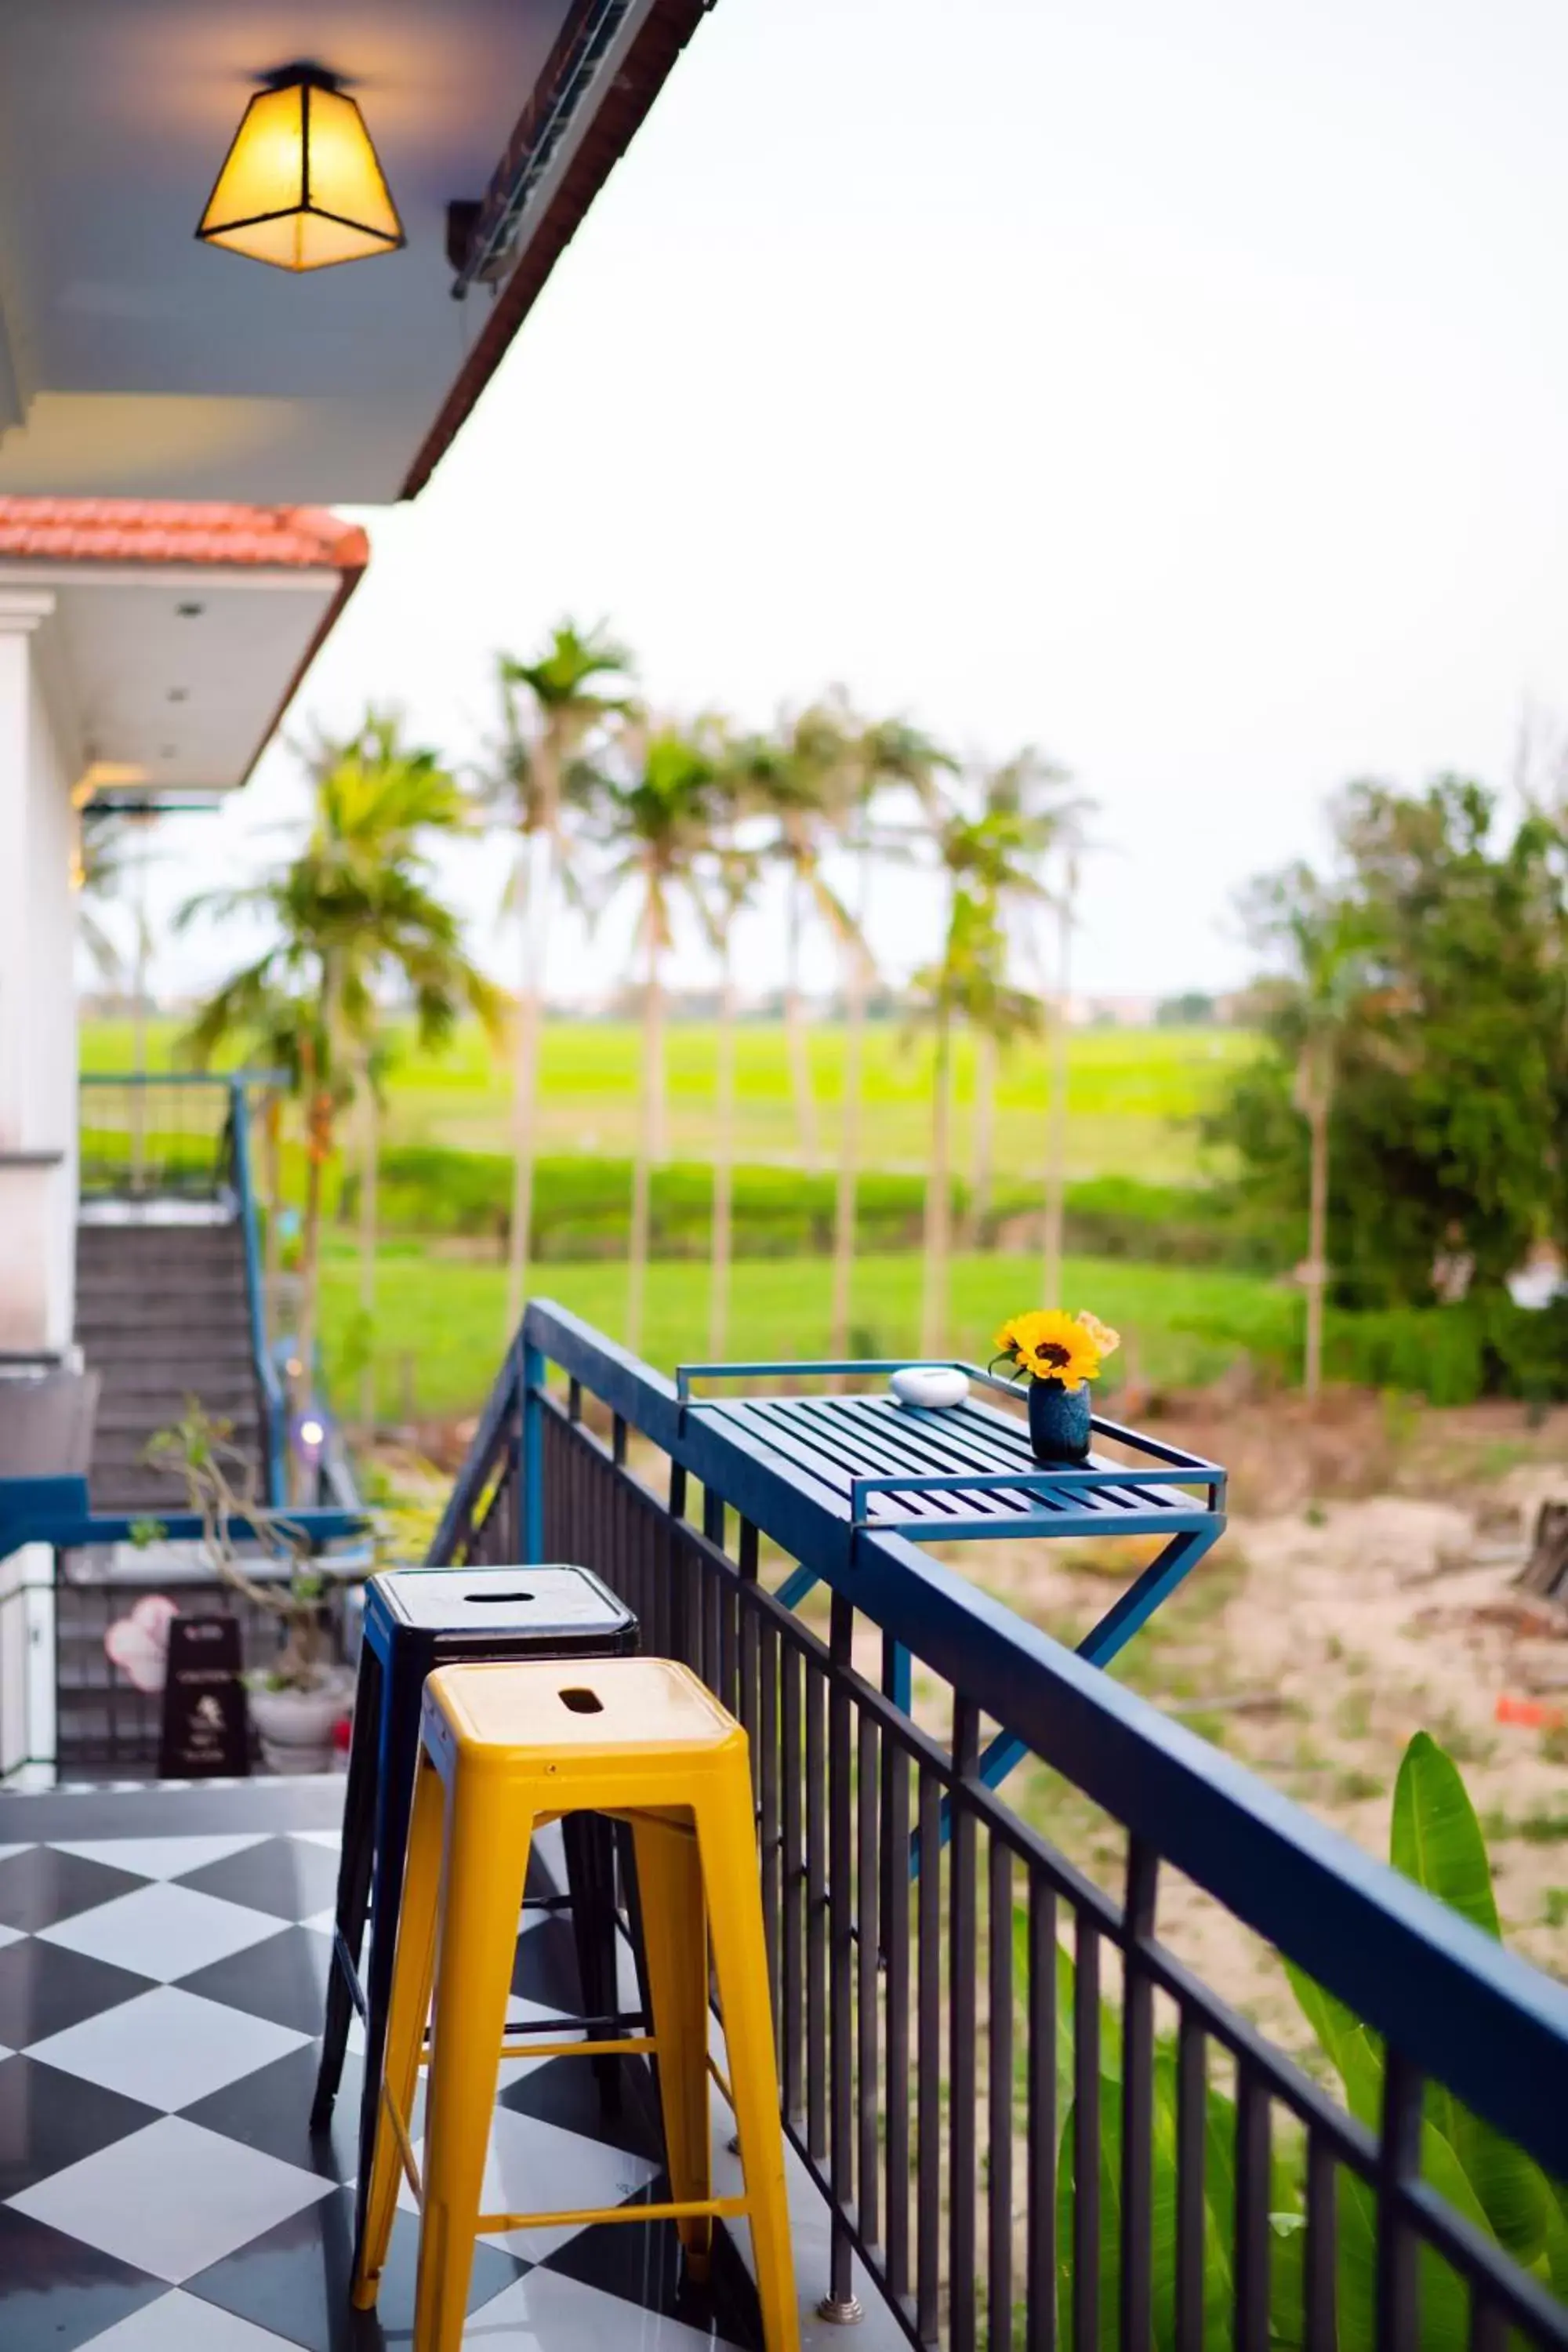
left=1481, top=1806, right=1568, bottom=1846
left=318, top=1236, right=1294, bottom=1421
left=81, top=1014, right=1258, bottom=1183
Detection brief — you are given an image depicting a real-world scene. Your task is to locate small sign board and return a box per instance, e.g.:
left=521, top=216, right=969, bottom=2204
left=158, top=1614, right=250, bottom=1780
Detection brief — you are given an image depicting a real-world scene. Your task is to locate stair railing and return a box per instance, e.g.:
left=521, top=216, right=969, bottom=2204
left=220, top=1079, right=288, bottom=1508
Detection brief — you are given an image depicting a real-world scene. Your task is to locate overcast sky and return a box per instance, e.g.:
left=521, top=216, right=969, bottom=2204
left=146, top=0, right=1568, bottom=1006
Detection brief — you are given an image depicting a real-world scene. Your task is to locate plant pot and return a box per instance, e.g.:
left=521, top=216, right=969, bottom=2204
left=1027, top=1376, right=1092, bottom=1463
left=248, top=1677, right=350, bottom=1776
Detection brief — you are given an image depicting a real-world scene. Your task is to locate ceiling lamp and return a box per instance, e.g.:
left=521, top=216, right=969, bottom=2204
left=196, top=67, right=404, bottom=272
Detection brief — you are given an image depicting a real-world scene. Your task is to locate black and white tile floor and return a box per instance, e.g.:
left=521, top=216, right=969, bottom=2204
left=0, top=1783, right=765, bottom=2352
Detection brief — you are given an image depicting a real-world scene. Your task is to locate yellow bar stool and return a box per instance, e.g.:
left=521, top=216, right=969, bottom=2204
left=351, top=1656, right=800, bottom=2352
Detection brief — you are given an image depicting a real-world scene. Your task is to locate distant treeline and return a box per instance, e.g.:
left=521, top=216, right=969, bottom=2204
left=333, top=1147, right=1282, bottom=1273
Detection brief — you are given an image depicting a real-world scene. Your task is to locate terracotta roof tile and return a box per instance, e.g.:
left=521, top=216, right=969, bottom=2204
left=0, top=499, right=368, bottom=572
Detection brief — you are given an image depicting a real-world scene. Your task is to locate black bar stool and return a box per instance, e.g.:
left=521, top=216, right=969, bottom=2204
left=310, top=1564, right=639, bottom=2248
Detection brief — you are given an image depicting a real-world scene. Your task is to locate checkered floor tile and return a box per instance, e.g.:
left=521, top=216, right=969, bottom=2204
left=0, top=1820, right=764, bottom=2351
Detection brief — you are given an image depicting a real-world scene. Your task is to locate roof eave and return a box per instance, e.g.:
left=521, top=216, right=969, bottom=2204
left=238, top=553, right=368, bottom=789
left=400, top=0, right=709, bottom=500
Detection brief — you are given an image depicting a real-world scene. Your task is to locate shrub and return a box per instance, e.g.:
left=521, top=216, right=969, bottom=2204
left=336, top=1145, right=1283, bottom=1274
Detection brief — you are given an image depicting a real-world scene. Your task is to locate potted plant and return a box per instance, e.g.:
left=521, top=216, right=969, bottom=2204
left=145, top=1403, right=357, bottom=1773
left=989, top=1308, right=1120, bottom=1461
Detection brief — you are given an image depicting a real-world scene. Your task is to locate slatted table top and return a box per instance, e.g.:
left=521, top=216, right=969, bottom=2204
left=677, top=1367, right=1225, bottom=1545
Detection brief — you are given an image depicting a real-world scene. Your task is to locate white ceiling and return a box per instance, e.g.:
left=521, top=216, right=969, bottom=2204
left=11, top=563, right=346, bottom=794
left=0, top=0, right=576, bottom=502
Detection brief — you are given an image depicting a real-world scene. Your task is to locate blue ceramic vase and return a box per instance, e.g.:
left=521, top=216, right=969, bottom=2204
left=1027, top=1376, right=1092, bottom=1463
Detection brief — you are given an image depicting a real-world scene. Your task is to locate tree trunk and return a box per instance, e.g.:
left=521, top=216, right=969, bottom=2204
left=783, top=868, right=821, bottom=1173
left=920, top=1012, right=953, bottom=1358
left=627, top=917, right=662, bottom=1357
left=829, top=942, right=867, bottom=1356
left=1042, top=884, right=1073, bottom=1308
left=647, top=963, right=667, bottom=1167
left=358, top=1066, right=378, bottom=1435
left=506, top=826, right=552, bottom=1338
left=967, top=1022, right=997, bottom=1253
left=709, top=956, right=737, bottom=1359
left=1304, top=1071, right=1330, bottom=1402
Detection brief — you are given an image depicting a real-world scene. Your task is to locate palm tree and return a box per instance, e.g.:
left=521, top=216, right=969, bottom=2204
left=1238, top=866, right=1373, bottom=1399
left=915, top=798, right=1045, bottom=1355
left=289, top=712, right=482, bottom=1428
left=477, top=622, right=635, bottom=1338
left=182, top=735, right=499, bottom=1483
left=953, top=750, right=1080, bottom=1253
left=748, top=697, right=862, bottom=1175
left=702, top=811, right=763, bottom=1360
left=828, top=716, right=955, bottom=1354
left=588, top=720, right=722, bottom=1356
left=76, top=813, right=132, bottom=989
left=913, top=883, right=1036, bottom=1356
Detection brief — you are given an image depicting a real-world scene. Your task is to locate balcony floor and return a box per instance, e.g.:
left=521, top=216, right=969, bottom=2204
left=0, top=1778, right=767, bottom=2352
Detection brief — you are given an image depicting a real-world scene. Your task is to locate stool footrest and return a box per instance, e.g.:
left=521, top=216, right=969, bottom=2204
left=495, top=2033, right=655, bottom=2062
left=477, top=2194, right=751, bottom=2234
left=330, top=1931, right=368, bottom=2024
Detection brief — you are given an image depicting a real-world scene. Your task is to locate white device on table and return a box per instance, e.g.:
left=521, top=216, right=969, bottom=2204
left=889, top=1365, right=970, bottom=1409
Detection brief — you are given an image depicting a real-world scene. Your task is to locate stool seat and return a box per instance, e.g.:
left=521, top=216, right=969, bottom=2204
left=373, top=1564, right=633, bottom=1638
left=427, top=1654, right=742, bottom=1762
left=353, top=1655, right=799, bottom=2352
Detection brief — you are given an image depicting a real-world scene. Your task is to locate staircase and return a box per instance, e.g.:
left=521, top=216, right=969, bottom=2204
left=74, top=1218, right=267, bottom=1513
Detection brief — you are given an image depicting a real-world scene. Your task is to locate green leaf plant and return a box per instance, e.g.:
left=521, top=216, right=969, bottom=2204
left=1045, top=1732, right=1567, bottom=2346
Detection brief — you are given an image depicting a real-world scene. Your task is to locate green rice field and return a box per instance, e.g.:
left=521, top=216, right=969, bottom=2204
left=82, top=1014, right=1254, bottom=1184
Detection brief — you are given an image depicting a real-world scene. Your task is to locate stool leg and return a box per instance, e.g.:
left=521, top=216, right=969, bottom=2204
left=311, top=1642, right=380, bottom=2129
left=415, top=1782, right=532, bottom=2352
left=351, top=1643, right=425, bottom=2258
left=695, top=1770, right=800, bottom=2352
left=352, top=1749, right=444, bottom=2308
left=630, top=1812, right=713, bottom=2277
left=561, top=1811, right=622, bottom=2117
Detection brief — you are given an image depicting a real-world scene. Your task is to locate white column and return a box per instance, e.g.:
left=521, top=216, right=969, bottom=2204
left=0, top=589, right=74, bottom=1356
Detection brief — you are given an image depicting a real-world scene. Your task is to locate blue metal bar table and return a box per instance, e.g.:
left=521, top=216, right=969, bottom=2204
left=673, top=1357, right=1226, bottom=1791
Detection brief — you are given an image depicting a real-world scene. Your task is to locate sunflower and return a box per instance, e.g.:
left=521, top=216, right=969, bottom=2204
left=992, top=1308, right=1103, bottom=1389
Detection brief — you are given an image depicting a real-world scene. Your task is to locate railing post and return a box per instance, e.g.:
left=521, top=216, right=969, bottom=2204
left=820, top=1590, right=863, bottom=2325
left=1375, top=2049, right=1424, bottom=2352
left=521, top=1332, right=545, bottom=1565
left=228, top=1077, right=286, bottom=1508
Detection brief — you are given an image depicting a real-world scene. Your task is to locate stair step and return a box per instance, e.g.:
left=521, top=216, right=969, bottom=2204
left=92, top=1403, right=259, bottom=1432
left=76, top=1298, right=248, bottom=1317
left=89, top=1374, right=256, bottom=1402
left=78, top=1327, right=251, bottom=1364
left=77, top=1311, right=251, bottom=1341
left=91, top=1411, right=258, bottom=1449
left=76, top=1278, right=249, bottom=1305
left=78, top=1230, right=242, bottom=1261
left=89, top=1355, right=256, bottom=1383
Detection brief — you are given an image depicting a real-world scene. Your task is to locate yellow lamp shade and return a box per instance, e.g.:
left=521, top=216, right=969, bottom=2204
left=197, top=74, right=404, bottom=271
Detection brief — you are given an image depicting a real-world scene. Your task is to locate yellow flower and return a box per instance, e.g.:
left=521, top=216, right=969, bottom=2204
left=1077, top=1311, right=1121, bottom=1360
left=995, top=1308, right=1102, bottom=1390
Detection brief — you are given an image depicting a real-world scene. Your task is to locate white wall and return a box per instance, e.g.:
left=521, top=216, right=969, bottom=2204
left=0, top=587, right=78, bottom=1356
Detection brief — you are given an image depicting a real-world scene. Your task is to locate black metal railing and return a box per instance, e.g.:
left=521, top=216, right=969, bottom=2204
left=430, top=1306, right=1568, bottom=2350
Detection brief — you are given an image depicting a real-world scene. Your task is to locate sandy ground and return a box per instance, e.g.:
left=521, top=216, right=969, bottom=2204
left=910, top=1396, right=1568, bottom=2049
